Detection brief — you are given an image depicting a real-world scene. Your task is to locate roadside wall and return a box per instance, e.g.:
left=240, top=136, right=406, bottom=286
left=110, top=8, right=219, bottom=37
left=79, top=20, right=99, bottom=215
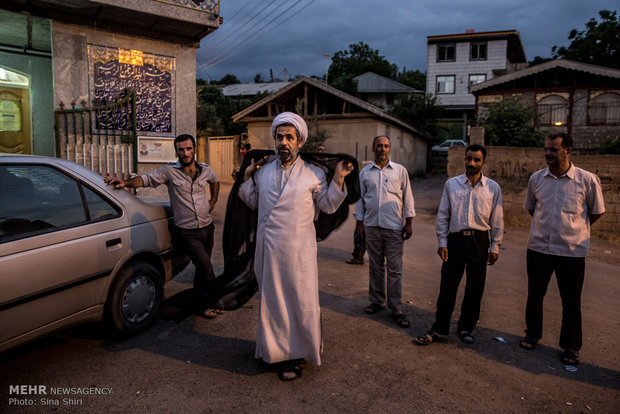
left=447, top=146, right=620, bottom=240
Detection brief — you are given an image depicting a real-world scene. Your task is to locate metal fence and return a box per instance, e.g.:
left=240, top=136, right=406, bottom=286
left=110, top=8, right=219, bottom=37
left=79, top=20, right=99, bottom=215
left=54, top=90, right=137, bottom=176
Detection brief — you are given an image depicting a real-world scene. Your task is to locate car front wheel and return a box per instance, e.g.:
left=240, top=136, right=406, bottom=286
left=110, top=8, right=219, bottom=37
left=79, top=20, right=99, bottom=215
left=105, top=262, right=163, bottom=335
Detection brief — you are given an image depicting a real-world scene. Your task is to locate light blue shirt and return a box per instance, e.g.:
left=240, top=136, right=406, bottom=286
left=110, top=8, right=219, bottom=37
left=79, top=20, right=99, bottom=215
left=354, top=160, right=415, bottom=231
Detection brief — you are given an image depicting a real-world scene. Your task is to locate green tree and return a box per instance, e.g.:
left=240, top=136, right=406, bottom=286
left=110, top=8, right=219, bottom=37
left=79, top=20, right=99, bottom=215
left=552, top=10, right=620, bottom=69
left=396, top=68, right=426, bottom=90
left=599, top=136, right=620, bottom=154
left=477, top=97, right=545, bottom=147
left=302, top=118, right=331, bottom=152
left=196, top=85, right=228, bottom=136
left=390, top=93, right=443, bottom=137
left=197, top=86, right=268, bottom=137
left=327, top=41, right=398, bottom=94
left=528, top=56, right=553, bottom=67
left=217, top=74, right=240, bottom=85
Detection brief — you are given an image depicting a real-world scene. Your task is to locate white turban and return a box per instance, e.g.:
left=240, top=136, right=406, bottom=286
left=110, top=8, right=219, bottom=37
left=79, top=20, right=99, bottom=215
left=271, top=112, right=308, bottom=146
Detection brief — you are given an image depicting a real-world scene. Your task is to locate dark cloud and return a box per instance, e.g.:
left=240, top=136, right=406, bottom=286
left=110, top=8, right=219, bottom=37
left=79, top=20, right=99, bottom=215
left=197, top=0, right=618, bottom=83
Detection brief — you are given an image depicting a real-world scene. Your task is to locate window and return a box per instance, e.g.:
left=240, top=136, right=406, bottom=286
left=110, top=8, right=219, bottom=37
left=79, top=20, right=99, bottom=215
left=537, top=95, right=568, bottom=125
left=0, top=165, right=120, bottom=241
left=589, top=93, right=620, bottom=125
left=437, top=44, right=455, bottom=62
left=470, top=42, right=487, bottom=60
left=469, top=74, right=487, bottom=87
left=436, top=75, right=455, bottom=94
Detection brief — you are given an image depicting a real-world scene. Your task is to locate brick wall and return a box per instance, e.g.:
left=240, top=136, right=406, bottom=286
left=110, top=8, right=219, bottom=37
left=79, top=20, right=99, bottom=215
left=447, top=146, right=620, bottom=240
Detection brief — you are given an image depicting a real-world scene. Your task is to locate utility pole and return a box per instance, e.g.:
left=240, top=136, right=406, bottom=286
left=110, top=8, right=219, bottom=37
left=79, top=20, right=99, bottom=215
left=322, top=54, right=330, bottom=83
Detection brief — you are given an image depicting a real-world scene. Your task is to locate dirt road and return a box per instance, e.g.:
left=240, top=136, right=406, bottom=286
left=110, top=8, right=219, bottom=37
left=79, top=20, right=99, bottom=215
left=1, top=176, right=618, bottom=413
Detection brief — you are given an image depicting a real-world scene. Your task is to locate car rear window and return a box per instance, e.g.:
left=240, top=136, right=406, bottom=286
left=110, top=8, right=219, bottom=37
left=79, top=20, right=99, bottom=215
left=0, top=164, right=121, bottom=242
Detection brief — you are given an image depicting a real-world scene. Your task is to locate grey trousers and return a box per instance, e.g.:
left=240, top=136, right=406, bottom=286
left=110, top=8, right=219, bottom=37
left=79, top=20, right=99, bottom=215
left=364, top=226, right=404, bottom=312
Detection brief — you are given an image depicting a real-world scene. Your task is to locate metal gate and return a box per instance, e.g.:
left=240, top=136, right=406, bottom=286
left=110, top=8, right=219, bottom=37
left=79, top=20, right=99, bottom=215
left=208, top=136, right=236, bottom=184
left=54, top=90, right=137, bottom=176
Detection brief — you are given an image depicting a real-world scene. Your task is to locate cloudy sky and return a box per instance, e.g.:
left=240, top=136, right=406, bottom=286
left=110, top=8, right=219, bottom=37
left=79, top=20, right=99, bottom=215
left=196, top=0, right=617, bottom=83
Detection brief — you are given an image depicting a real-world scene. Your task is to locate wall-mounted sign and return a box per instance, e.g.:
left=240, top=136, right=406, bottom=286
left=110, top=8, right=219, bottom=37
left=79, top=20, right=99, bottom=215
left=0, top=99, right=21, bottom=132
left=88, top=45, right=176, bottom=137
left=137, top=137, right=178, bottom=163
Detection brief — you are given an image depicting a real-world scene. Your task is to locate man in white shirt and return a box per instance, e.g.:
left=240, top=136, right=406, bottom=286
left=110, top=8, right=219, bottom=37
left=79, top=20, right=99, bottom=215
left=415, top=144, right=503, bottom=345
left=519, top=133, right=605, bottom=366
left=105, top=134, right=221, bottom=318
left=355, top=136, right=415, bottom=328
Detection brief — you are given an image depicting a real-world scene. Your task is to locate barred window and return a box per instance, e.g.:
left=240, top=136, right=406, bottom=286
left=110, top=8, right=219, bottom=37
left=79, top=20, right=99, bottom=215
left=589, top=93, right=620, bottom=125
left=537, top=95, right=568, bottom=125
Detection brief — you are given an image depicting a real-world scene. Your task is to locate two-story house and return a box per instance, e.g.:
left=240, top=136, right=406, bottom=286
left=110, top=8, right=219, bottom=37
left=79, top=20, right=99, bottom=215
left=426, top=29, right=528, bottom=141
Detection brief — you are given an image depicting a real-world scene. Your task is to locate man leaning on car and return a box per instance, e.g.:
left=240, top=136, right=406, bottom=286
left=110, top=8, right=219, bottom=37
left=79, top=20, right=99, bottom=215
left=104, top=134, right=222, bottom=319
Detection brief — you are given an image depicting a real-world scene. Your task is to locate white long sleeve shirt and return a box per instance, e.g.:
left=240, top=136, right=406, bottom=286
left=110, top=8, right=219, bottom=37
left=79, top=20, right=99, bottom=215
left=436, top=174, right=504, bottom=254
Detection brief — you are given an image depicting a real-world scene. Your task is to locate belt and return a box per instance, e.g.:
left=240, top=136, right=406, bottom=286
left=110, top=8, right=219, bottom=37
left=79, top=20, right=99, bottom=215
left=454, top=229, right=487, bottom=236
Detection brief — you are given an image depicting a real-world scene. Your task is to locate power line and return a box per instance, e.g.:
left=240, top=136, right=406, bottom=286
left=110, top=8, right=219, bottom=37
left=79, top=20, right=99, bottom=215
left=200, top=0, right=282, bottom=63
left=200, top=0, right=316, bottom=70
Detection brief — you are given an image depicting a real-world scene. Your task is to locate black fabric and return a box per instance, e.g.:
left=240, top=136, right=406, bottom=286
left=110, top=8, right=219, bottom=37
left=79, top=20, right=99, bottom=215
left=160, top=149, right=360, bottom=321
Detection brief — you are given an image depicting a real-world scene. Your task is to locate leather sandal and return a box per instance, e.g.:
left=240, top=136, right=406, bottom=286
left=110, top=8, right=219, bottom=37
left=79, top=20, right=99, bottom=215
left=391, top=313, right=410, bottom=328
left=364, top=303, right=385, bottom=314
left=458, top=330, right=474, bottom=344
left=519, top=336, right=538, bottom=350
left=278, top=360, right=303, bottom=381
left=561, top=349, right=579, bottom=366
left=346, top=257, right=364, bottom=264
left=202, top=309, right=217, bottom=319
left=414, top=331, right=442, bottom=346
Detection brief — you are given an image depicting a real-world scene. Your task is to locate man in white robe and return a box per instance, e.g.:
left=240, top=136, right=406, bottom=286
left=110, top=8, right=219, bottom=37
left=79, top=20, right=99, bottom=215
left=238, top=112, right=353, bottom=381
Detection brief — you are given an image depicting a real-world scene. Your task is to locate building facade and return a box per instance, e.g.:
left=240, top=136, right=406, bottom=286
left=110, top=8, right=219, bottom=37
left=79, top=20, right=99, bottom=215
left=471, top=59, right=620, bottom=152
left=233, top=76, right=432, bottom=174
left=426, top=30, right=527, bottom=141
left=0, top=0, right=221, bottom=176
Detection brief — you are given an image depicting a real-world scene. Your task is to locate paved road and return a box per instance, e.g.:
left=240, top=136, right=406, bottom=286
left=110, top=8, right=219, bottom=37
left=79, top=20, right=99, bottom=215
left=1, top=177, right=619, bottom=413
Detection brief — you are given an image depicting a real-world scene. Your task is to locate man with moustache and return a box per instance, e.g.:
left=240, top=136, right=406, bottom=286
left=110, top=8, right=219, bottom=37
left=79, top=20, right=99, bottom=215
left=356, top=135, right=415, bottom=328
left=415, top=144, right=503, bottom=345
left=238, top=112, right=353, bottom=381
left=104, top=134, right=221, bottom=318
left=520, top=133, right=604, bottom=366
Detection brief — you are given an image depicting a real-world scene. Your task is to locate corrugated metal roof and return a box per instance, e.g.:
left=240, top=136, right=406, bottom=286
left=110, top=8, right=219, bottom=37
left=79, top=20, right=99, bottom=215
left=353, top=72, right=421, bottom=93
left=232, top=76, right=432, bottom=141
left=220, top=82, right=291, bottom=96
left=470, top=59, right=620, bottom=93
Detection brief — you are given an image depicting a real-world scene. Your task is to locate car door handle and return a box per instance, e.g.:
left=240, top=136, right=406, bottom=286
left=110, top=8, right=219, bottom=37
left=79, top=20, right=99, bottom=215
left=106, top=238, right=122, bottom=249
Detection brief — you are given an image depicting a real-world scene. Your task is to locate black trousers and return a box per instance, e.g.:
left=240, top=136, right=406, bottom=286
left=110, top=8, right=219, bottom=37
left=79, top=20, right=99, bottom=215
left=525, top=249, right=585, bottom=351
left=174, top=223, right=215, bottom=291
left=431, top=230, right=489, bottom=335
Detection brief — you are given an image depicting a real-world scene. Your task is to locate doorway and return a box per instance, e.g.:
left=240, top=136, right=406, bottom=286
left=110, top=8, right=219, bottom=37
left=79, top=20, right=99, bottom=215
left=0, top=82, right=31, bottom=154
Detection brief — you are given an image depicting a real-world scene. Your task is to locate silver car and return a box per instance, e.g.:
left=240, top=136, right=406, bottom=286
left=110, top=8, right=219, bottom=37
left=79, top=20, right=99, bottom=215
left=0, top=154, right=189, bottom=352
left=431, top=139, right=468, bottom=155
